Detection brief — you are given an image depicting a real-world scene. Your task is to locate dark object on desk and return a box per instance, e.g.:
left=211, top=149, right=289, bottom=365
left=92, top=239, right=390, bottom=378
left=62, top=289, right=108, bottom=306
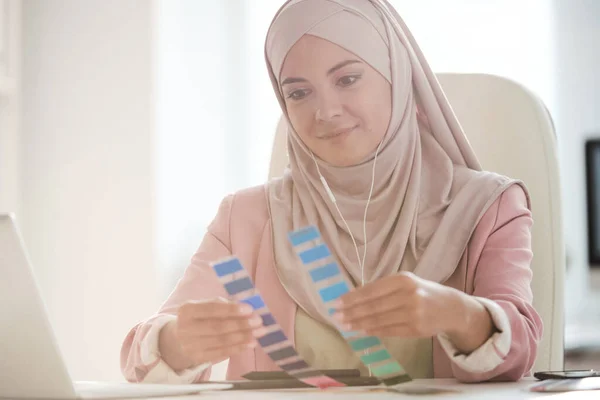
left=585, top=139, right=600, bottom=267
left=534, top=369, right=600, bottom=380
left=210, top=376, right=381, bottom=390
left=530, top=377, right=600, bottom=392
left=242, top=369, right=361, bottom=380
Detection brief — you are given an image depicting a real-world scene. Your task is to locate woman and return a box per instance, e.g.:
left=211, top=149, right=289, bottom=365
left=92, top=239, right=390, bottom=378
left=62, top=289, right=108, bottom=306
left=121, top=0, right=542, bottom=384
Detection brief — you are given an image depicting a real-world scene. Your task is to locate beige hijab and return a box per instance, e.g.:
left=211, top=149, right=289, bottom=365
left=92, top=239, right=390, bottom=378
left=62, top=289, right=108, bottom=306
left=265, top=0, right=527, bottom=325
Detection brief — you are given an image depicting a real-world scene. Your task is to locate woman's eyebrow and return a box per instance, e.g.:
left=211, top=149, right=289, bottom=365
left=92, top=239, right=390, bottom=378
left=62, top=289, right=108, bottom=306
left=281, top=77, right=307, bottom=86
left=280, top=59, right=363, bottom=86
left=326, top=59, right=362, bottom=75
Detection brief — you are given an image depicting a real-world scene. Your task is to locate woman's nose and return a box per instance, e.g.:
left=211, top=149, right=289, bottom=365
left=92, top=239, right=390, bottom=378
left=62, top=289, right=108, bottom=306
left=315, top=91, right=343, bottom=122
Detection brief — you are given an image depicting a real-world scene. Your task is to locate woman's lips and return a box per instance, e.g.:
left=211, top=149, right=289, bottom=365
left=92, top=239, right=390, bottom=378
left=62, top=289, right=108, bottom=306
left=319, top=124, right=358, bottom=140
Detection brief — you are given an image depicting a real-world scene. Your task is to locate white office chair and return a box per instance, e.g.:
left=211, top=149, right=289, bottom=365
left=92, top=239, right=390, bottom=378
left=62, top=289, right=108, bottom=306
left=268, top=73, right=565, bottom=373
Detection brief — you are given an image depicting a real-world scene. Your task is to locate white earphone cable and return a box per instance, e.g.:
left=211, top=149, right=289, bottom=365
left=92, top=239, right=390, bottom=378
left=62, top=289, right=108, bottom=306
left=310, top=152, right=363, bottom=276
left=360, top=137, right=384, bottom=286
left=310, top=136, right=383, bottom=287
left=310, top=139, right=383, bottom=379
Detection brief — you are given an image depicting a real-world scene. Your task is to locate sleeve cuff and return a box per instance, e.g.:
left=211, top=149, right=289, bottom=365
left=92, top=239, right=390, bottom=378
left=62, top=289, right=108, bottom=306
left=139, top=314, right=211, bottom=383
left=437, top=297, right=511, bottom=373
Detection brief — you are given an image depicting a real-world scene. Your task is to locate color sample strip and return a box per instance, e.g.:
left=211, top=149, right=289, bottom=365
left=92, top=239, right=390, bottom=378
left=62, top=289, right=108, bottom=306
left=310, top=263, right=339, bottom=282
left=299, top=244, right=330, bottom=264
left=260, top=313, right=276, bottom=327
left=210, top=256, right=345, bottom=389
left=241, top=294, right=265, bottom=310
left=289, top=226, right=320, bottom=246
left=361, top=349, right=392, bottom=364
left=213, top=258, right=244, bottom=277
left=269, top=346, right=297, bottom=361
left=288, top=226, right=412, bottom=386
left=224, top=277, right=254, bottom=295
left=350, top=336, right=381, bottom=352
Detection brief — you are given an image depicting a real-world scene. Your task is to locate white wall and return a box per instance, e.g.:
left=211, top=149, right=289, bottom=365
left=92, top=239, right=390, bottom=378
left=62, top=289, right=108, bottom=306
left=154, top=0, right=251, bottom=295
left=0, top=96, right=19, bottom=215
left=20, top=0, right=158, bottom=381
left=391, top=0, right=555, bottom=111
left=244, top=1, right=291, bottom=183
left=0, top=0, right=21, bottom=218
left=553, top=0, right=600, bottom=326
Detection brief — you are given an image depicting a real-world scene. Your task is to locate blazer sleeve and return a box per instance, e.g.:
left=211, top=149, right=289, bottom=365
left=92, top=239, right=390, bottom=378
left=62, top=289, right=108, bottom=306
left=120, top=195, right=234, bottom=383
left=441, top=184, right=543, bottom=382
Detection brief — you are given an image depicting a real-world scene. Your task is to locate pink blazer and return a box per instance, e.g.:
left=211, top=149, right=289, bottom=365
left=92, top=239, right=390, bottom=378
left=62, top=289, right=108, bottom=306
left=121, top=183, right=543, bottom=383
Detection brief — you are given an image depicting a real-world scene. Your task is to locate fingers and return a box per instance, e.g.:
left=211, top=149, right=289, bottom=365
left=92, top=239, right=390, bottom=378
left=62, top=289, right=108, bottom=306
left=329, top=274, right=426, bottom=337
left=180, top=327, right=265, bottom=351
left=335, top=273, right=417, bottom=309
left=360, top=323, right=422, bottom=338
left=337, top=309, right=415, bottom=333
left=177, top=315, right=266, bottom=365
left=175, top=299, right=268, bottom=365
left=179, top=313, right=264, bottom=336
left=332, top=292, right=409, bottom=323
left=332, top=275, right=420, bottom=329
left=178, top=299, right=254, bottom=321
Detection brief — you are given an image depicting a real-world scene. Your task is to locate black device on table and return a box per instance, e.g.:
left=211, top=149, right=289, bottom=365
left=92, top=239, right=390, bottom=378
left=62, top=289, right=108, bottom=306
left=534, top=369, right=600, bottom=380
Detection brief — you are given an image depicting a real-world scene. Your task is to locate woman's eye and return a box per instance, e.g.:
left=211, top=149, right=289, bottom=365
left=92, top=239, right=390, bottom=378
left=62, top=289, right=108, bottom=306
left=287, top=89, right=311, bottom=101
left=338, top=75, right=361, bottom=87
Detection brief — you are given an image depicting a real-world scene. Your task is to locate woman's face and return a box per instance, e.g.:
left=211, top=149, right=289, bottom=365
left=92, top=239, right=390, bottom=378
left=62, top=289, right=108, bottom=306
left=280, top=34, right=392, bottom=167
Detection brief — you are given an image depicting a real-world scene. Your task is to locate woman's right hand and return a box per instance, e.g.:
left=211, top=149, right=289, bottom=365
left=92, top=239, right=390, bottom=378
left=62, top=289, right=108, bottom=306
left=159, top=298, right=267, bottom=370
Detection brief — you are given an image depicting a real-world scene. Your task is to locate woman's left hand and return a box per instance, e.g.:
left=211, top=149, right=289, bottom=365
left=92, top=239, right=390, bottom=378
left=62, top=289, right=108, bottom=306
left=332, top=272, right=494, bottom=351
left=332, top=271, right=461, bottom=337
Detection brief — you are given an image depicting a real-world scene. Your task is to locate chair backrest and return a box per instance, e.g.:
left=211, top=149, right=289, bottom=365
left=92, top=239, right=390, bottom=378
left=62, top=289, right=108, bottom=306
left=268, top=73, right=564, bottom=372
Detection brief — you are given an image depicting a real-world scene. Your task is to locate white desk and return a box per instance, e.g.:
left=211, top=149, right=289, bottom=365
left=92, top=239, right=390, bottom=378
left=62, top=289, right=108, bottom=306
left=158, top=379, right=598, bottom=399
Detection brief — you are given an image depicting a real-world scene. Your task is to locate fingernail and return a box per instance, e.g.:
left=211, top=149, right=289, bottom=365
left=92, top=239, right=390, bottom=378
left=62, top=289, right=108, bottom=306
left=248, top=316, right=262, bottom=328
left=343, top=323, right=353, bottom=330
left=247, top=341, right=257, bottom=348
left=239, top=304, right=253, bottom=315
left=332, top=299, right=343, bottom=309
left=253, top=327, right=268, bottom=337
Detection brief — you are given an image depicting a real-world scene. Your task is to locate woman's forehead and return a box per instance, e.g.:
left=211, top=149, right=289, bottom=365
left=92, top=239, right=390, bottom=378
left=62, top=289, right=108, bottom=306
left=280, top=35, right=362, bottom=79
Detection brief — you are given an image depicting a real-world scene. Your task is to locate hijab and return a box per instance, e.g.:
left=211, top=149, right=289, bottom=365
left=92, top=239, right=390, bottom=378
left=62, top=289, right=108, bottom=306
left=264, top=0, right=527, bottom=325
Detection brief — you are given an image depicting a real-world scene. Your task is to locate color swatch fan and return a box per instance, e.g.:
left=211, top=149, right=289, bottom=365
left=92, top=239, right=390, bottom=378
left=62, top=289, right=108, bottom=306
left=288, top=225, right=412, bottom=386
left=210, top=257, right=345, bottom=389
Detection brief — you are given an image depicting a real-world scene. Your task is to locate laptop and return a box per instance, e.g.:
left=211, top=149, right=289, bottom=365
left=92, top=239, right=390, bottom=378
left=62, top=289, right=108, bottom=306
left=0, top=213, right=231, bottom=399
